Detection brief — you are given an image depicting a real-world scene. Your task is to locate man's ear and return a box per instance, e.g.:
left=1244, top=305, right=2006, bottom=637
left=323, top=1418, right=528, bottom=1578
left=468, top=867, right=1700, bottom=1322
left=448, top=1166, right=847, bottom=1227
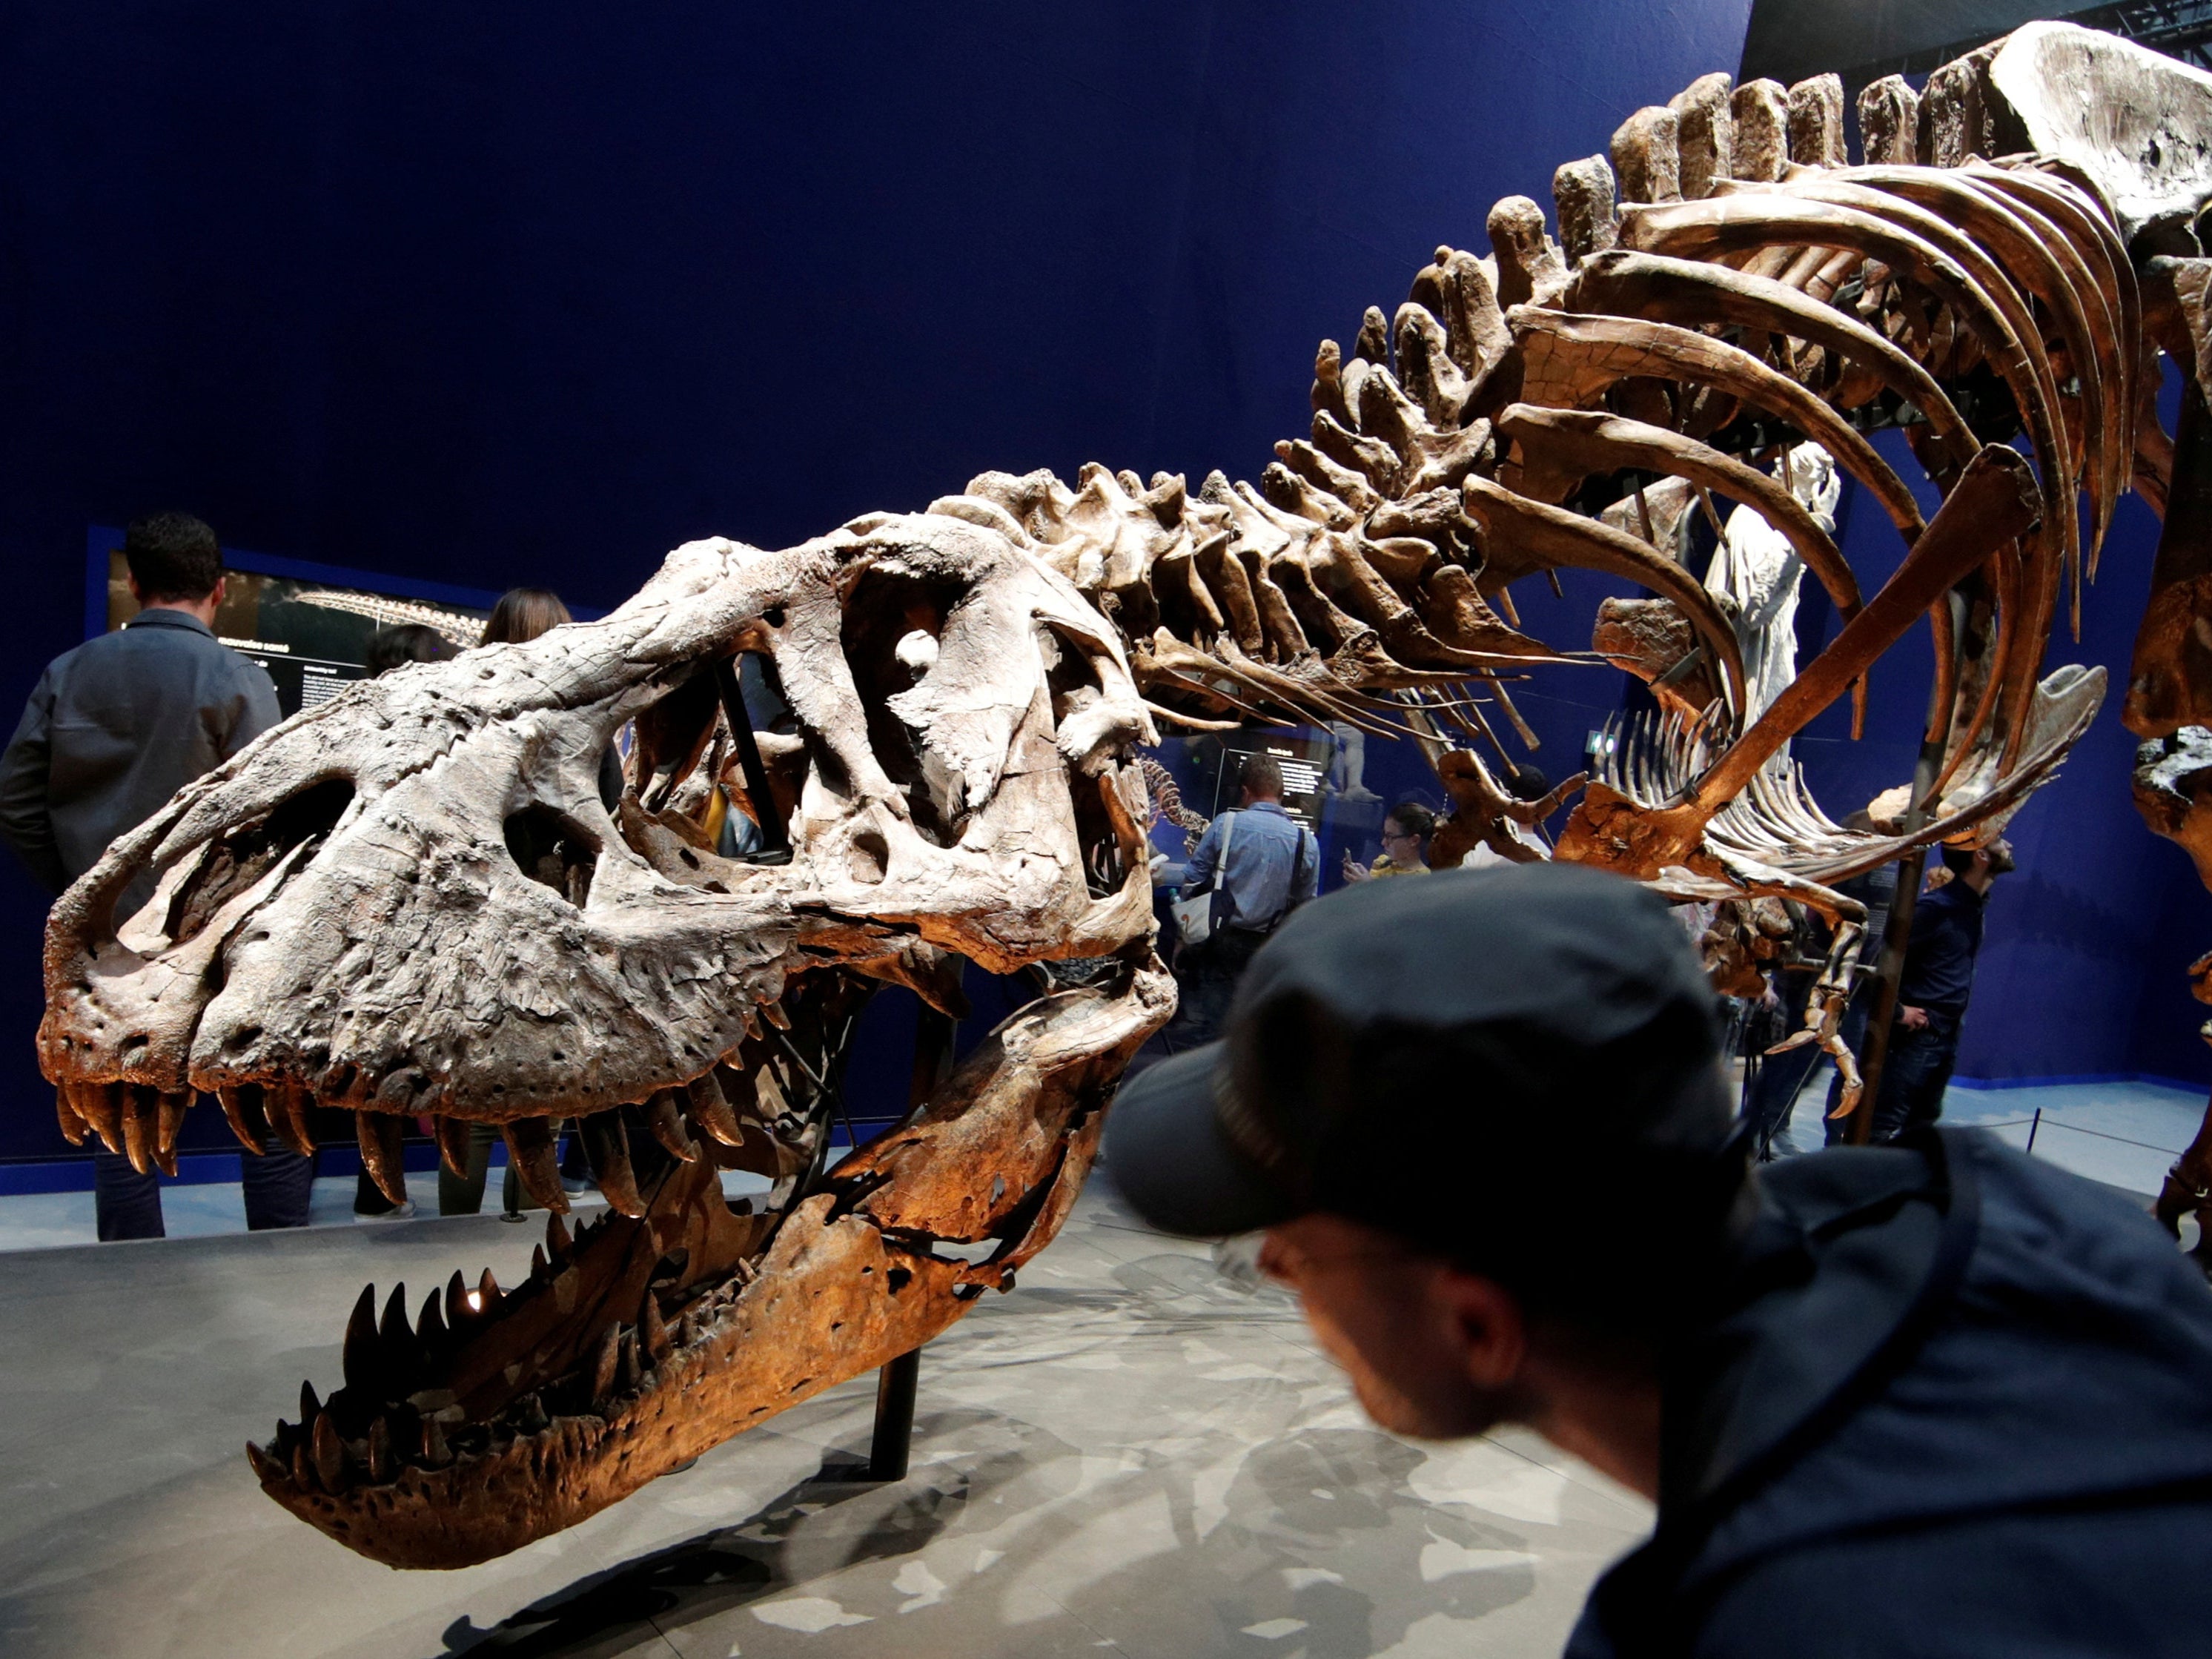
left=126, top=573, right=143, bottom=606
left=1431, top=1268, right=1529, bottom=1390
left=208, top=576, right=227, bottom=607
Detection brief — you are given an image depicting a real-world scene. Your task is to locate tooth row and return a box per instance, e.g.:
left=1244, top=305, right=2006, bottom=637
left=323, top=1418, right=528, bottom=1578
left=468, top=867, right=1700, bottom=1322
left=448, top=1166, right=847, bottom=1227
left=248, top=1251, right=766, bottom=1497
left=94, top=1022, right=789, bottom=1211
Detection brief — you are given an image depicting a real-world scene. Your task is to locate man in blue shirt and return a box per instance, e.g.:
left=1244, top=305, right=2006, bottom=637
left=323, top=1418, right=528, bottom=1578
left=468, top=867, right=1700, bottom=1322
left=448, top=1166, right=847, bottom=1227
left=0, top=513, right=308, bottom=1239
left=1171, top=754, right=1318, bottom=1045
left=1832, top=837, right=2012, bottom=1146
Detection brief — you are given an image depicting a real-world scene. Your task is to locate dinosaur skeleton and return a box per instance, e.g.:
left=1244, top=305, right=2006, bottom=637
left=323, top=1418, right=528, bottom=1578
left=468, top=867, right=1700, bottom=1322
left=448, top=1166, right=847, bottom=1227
left=32, top=19, right=2212, bottom=1568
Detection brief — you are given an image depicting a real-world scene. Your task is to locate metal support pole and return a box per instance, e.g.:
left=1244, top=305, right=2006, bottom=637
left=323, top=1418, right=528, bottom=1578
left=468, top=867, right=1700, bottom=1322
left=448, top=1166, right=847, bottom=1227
left=864, top=1003, right=959, bottom=1480
left=867, top=1348, right=921, bottom=1480
left=710, top=655, right=792, bottom=865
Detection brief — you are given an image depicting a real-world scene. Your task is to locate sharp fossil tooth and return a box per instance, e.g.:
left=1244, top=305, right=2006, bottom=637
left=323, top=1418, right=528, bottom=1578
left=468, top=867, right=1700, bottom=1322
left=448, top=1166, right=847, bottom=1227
left=422, top=1414, right=451, bottom=1469
left=300, top=1380, right=322, bottom=1424
left=311, top=1411, right=348, bottom=1494
left=155, top=1090, right=193, bottom=1174
left=366, top=1416, right=393, bottom=1483
left=477, top=1267, right=501, bottom=1310
left=445, top=1270, right=469, bottom=1328
left=500, top=1119, right=569, bottom=1213
left=546, top=1211, right=573, bottom=1265
left=417, top=1288, right=447, bottom=1348
left=738, top=1007, right=763, bottom=1042
left=640, top=1291, right=671, bottom=1365
left=531, top=1244, right=549, bottom=1279
left=684, top=1073, right=745, bottom=1148
left=73, top=1082, right=126, bottom=1156
left=266, top=1078, right=317, bottom=1156
left=357, top=1111, right=409, bottom=1206
left=216, top=1086, right=265, bottom=1155
left=589, top=1322, right=621, bottom=1405
left=579, top=1109, right=645, bottom=1218
left=617, top=1328, right=641, bottom=1394
left=342, top=1283, right=380, bottom=1394
left=245, top=1441, right=284, bottom=1484
left=644, top=1089, right=699, bottom=1163
left=761, top=999, right=792, bottom=1031
left=433, top=1113, right=473, bottom=1179
left=678, top=1311, right=700, bottom=1348
left=53, top=1086, right=87, bottom=1147
left=120, top=1086, right=159, bottom=1176
left=380, top=1283, right=421, bottom=1390
left=291, top=1443, right=314, bottom=1491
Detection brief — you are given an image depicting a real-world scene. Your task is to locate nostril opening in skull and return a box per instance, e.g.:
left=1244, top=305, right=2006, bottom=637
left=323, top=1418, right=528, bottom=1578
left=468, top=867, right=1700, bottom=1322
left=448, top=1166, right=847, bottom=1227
left=504, top=806, right=600, bottom=907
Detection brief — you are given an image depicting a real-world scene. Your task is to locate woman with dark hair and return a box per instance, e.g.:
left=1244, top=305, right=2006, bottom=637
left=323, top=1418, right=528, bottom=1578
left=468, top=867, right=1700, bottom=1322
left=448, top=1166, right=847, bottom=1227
left=1343, top=800, right=1434, bottom=883
left=480, top=586, right=572, bottom=646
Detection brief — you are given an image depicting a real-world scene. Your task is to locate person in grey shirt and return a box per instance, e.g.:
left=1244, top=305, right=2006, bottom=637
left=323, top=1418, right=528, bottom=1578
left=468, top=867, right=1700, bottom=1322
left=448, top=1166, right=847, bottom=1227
left=1170, top=753, right=1318, bottom=1047
left=0, top=512, right=310, bottom=1239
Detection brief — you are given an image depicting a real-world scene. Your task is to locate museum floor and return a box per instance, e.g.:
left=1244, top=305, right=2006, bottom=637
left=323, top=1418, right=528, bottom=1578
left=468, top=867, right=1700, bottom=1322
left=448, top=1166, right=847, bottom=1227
left=0, top=1168, right=1655, bottom=1659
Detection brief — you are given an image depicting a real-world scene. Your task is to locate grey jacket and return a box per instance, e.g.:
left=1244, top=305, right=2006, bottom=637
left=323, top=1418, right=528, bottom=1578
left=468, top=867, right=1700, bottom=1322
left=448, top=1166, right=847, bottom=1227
left=0, top=609, right=280, bottom=905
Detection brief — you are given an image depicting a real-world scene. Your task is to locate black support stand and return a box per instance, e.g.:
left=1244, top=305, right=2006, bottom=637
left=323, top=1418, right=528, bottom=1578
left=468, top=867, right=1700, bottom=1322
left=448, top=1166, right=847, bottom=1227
left=867, top=1348, right=921, bottom=1480
left=861, top=1004, right=960, bottom=1481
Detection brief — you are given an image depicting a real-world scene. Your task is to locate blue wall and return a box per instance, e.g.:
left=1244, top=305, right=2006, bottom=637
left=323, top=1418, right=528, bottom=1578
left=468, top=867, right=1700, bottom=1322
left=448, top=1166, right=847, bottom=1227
left=1, top=0, right=1778, bottom=1162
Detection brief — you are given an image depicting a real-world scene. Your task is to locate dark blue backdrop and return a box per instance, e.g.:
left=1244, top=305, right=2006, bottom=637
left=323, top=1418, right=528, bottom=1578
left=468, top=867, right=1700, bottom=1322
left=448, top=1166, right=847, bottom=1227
left=7, top=0, right=2198, bottom=1170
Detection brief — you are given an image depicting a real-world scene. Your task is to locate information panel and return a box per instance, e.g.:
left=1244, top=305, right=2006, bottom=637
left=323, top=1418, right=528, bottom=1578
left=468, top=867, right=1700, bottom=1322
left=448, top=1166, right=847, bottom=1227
left=90, top=529, right=505, bottom=720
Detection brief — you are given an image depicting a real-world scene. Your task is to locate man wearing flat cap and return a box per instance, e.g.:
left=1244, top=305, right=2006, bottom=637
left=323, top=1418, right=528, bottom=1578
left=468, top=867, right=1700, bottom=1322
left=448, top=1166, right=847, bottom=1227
left=1107, top=863, right=2212, bottom=1657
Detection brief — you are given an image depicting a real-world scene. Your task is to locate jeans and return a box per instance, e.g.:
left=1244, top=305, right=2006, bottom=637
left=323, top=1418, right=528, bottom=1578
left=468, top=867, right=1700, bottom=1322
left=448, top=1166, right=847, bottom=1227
left=94, top=1147, right=317, bottom=1241
left=1742, top=973, right=1818, bottom=1159
left=1828, top=1013, right=1959, bottom=1145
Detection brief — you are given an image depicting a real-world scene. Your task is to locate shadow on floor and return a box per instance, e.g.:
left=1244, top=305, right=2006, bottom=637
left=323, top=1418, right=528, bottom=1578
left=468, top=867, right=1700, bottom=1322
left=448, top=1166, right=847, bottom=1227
left=435, top=1415, right=1024, bottom=1657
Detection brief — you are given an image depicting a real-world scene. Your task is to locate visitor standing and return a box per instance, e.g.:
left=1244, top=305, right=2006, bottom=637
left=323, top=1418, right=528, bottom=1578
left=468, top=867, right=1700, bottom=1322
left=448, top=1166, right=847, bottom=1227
left=1169, top=755, right=1317, bottom=1047
left=0, top=513, right=311, bottom=1239
left=1341, top=801, right=1434, bottom=882
left=1828, top=838, right=2012, bottom=1146
left=1107, top=864, right=2212, bottom=1658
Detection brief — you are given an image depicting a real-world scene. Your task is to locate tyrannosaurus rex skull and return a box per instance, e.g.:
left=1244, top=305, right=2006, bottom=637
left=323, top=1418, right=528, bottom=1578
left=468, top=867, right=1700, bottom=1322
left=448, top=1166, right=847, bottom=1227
left=37, top=511, right=1174, bottom=1567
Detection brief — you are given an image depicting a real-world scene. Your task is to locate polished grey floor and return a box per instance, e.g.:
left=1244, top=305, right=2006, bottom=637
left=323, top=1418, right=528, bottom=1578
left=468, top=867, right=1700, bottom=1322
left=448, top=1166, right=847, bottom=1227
left=0, top=1176, right=1652, bottom=1658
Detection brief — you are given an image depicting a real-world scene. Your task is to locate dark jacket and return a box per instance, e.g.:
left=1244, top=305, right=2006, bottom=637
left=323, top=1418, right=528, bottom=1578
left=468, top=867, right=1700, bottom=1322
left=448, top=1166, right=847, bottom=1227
left=0, top=609, right=279, bottom=906
left=1569, top=1130, right=2212, bottom=1658
left=1896, top=876, right=1988, bottom=1019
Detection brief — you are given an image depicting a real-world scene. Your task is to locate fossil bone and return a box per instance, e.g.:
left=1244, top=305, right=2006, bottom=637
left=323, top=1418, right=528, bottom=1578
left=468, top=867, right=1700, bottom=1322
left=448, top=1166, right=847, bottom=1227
left=38, top=19, right=2211, bottom=1567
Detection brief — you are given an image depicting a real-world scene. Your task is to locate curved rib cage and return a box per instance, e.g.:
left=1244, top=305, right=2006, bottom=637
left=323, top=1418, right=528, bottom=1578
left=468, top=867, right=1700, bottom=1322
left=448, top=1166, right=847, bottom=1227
left=33, top=20, right=2211, bottom=1567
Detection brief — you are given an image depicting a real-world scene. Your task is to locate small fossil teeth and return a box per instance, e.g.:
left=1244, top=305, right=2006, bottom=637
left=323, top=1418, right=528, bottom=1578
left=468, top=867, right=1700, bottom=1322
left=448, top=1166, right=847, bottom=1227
left=422, top=1414, right=451, bottom=1469
left=761, top=999, right=792, bottom=1032
left=53, top=1086, right=87, bottom=1148
left=546, top=1211, right=573, bottom=1265
left=120, top=1085, right=160, bottom=1177
left=417, top=1288, right=447, bottom=1348
left=216, top=1085, right=265, bottom=1155
left=342, top=1284, right=380, bottom=1395
left=433, top=1113, right=473, bottom=1179
left=71, top=1082, right=125, bottom=1156
left=502, top=1119, right=569, bottom=1213
left=684, top=1073, right=745, bottom=1148
left=267, top=1078, right=318, bottom=1156
left=357, top=1110, right=409, bottom=1206
left=580, top=1109, right=645, bottom=1218
left=644, top=1090, right=699, bottom=1164
left=155, top=1090, right=193, bottom=1172
left=367, top=1415, right=394, bottom=1483
left=311, top=1411, right=348, bottom=1494
left=640, top=1291, right=672, bottom=1365
left=589, top=1323, right=622, bottom=1405
left=245, top=1440, right=284, bottom=1484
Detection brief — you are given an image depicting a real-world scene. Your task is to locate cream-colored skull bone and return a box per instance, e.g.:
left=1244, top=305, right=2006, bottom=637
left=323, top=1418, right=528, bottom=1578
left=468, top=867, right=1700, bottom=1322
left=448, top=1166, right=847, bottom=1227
left=38, top=514, right=1158, bottom=1124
